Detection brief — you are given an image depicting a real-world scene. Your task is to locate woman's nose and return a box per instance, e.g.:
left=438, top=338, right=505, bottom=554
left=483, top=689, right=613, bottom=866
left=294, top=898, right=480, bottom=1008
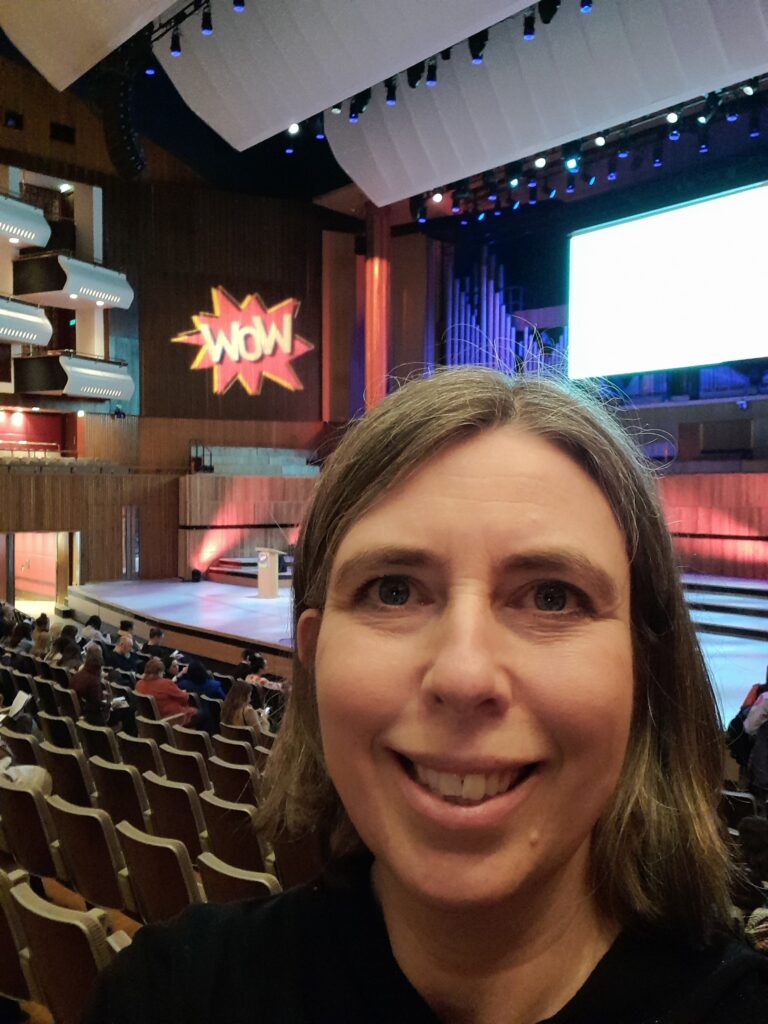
left=420, top=596, right=511, bottom=717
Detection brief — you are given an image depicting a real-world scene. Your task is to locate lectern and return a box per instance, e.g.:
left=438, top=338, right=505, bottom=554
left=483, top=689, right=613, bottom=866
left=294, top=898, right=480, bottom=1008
left=256, top=548, right=283, bottom=599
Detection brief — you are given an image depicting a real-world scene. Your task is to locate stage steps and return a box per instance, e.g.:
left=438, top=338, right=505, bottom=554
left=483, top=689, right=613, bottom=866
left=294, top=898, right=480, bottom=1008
left=683, top=573, right=768, bottom=641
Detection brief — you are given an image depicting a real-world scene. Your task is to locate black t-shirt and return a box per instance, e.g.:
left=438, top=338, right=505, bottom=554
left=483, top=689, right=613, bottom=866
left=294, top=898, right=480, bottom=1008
left=83, top=864, right=768, bottom=1024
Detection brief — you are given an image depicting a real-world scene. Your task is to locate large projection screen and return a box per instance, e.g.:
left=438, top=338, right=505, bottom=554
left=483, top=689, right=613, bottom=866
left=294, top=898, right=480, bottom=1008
left=567, top=181, right=768, bottom=379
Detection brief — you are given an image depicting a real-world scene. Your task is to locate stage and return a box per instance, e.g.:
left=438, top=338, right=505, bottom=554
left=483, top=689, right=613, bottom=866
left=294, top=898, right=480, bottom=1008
left=67, top=579, right=293, bottom=673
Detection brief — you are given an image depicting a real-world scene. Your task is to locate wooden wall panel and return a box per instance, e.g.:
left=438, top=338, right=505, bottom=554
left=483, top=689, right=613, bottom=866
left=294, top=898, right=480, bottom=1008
left=178, top=474, right=316, bottom=575
left=78, top=414, right=140, bottom=464
left=391, top=233, right=429, bottom=377
left=657, top=473, right=768, bottom=578
left=322, top=231, right=356, bottom=423
left=0, top=470, right=178, bottom=581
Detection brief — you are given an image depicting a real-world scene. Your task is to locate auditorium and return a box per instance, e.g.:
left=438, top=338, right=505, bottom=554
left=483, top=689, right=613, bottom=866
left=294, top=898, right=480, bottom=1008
left=0, top=2, right=767, bottom=1022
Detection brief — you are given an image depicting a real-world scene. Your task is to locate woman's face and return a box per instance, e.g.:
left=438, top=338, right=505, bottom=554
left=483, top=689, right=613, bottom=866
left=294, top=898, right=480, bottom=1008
left=299, top=427, right=634, bottom=910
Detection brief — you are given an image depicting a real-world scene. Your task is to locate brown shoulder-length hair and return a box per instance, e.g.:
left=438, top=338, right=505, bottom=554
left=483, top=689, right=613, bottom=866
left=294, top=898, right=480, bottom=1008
left=258, top=367, right=732, bottom=936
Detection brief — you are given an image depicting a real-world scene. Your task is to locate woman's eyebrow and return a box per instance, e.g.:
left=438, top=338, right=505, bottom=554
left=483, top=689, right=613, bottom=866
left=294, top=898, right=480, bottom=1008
left=498, top=550, right=622, bottom=605
left=331, top=547, right=437, bottom=589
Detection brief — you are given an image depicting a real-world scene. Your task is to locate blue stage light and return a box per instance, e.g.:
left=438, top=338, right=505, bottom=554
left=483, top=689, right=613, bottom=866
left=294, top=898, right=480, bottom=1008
left=580, top=1, right=593, bottom=11
left=668, top=127, right=681, bottom=141
left=170, top=25, right=181, bottom=56
left=201, top=2, right=213, bottom=34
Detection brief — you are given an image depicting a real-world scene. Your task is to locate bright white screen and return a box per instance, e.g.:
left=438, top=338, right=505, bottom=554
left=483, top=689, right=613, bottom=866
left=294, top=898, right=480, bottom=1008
left=567, top=181, right=768, bottom=379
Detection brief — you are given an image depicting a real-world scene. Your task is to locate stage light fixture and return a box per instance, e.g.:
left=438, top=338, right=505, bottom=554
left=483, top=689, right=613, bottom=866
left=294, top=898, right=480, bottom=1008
left=59, top=182, right=73, bottom=193
left=348, top=110, right=358, bottom=123
left=725, top=105, right=739, bottom=122
left=698, top=127, right=709, bottom=153
left=668, top=126, right=681, bottom=141
left=460, top=217, right=468, bottom=226
left=494, top=198, right=502, bottom=216
left=617, top=135, right=630, bottom=158
left=523, top=11, right=536, bottom=40
left=512, top=199, right=521, bottom=211
left=233, top=0, right=245, bottom=10
left=527, top=177, right=538, bottom=189
left=331, top=102, right=343, bottom=115
left=606, top=156, right=617, bottom=180
left=697, top=92, right=720, bottom=125
left=288, top=122, right=300, bottom=135
left=566, top=172, right=576, bottom=193
left=431, top=190, right=443, bottom=203
left=468, top=29, right=489, bottom=64
left=742, top=79, right=757, bottom=97
left=284, top=145, right=294, bottom=154
left=350, top=88, right=371, bottom=118
left=534, top=156, right=547, bottom=169
left=749, top=110, right=761, bottom=138
left=441, top=48, right=452, bottom=60
left=77, top=409, right=86, bottom=419
left=665, top=111, right=679, bottom=124
left=170, top=24, right=181, bottom=56
left=477, top=211, right=486, bottom=221
left=528, top=186, right=538, bottom=205
left=548, top=185, right=557, bottom=199
left=506, top=162, right=521, bottom=188
left=594, top=133, right=606, bottom=147
left=385, top=77, right=398, bottom=105
left=144, top=60, right=156, bottom=76
left=580, top=0, right=593, bottom=11
left=407, top=61, right=426, bottom=88
left=562, top=141, right=581, bottom=172
left=582, top=169, right=596, bottom=186
left=32, top=407, right=40, bottom=413
left=201, top=1, right=213, bottom=35
left=653, top=142, right=663, bottom=167
left=313, top=115, right=325, bottom=140
left=451, top=194, right=461, bottom=213
left=483, top=171, right=497, bottom=200
left=538, top=1, right=561, bottom=26
left=8, top=237, right=19, bottom=245
left=426, top=58, right=438, bottom=86
left=417, top=204, right=427, bottom=224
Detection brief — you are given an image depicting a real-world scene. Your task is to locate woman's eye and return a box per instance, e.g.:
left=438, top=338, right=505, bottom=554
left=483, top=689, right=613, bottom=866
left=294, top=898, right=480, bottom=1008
left=532, top=582, right=575, bottom=613
left=376, top=576, right=411, bottom=606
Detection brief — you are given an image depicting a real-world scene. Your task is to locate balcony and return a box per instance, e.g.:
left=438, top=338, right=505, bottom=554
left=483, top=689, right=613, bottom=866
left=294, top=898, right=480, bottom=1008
left=13, top=253, right=133, bottom=310
left=0, top=192, right=51, bottom=248
left=0, top=295, right=52, bottom=347
left=13, top=350, right=135, bottom=402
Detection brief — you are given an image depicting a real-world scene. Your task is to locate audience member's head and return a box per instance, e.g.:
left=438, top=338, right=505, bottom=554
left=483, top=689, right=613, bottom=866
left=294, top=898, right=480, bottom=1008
left=184, top=660, right=208, bottom=687
left=221, top=679, right=253, bottom=722
left=34, top=613, right=50, bottom=632
left=119, top=619, right=134, bottom=634
left=148, top=627, right=165, bottom=642
left=143, top=656, right=164, bottom=678
left=83, top=649, right=104, bottom=674
left=162, top=653, right=180, bottom=677
left=60, top=624, right=78, bottom=641
left=58, top=640, right=82, bottom=668
left=242, top=649, right=267, bottom=673
left=115, top=635, right=133, bottom=656
left=9, top=622, right=31, bottom=647
left=85, top=615, right=103, bottom=630
left=738, top=816, right=768, bottom=880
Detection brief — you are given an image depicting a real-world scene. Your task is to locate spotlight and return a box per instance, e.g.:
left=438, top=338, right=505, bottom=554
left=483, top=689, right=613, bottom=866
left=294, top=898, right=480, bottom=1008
left=144, top=61, right=156, bottom=76
left=441, top=48, right=452, bottom=60
left=313, top=115, right=325, bottom=140
left=528, top=177, right=538, bottom=189
left=385, top=77, right=398, bottom=105
left=697, top=92, right=720, bottom=126
left=233, top=0, right=245, bottom=9
left=528, top=185, right=538, bottom=205
left=451, top=196, right=461, bottom=213
left=506, top=163, right=522, bottom=188
left=348, top=111, right=358, bottom=123
left=666, top=111, right=679, bottom=124
left=426, top=58, right=437, bottom=86
left=331, top=102, right=343, bottom=115
left=468, top=29, right=489, bottom=64
left=494, top=198, right=502, bottom=216
left=606, top=156, right=617, bottom=180
left=698, top=127, right=709, bottom=153
left=523, top=11, right=536, bottom=40
left=350, top=88, right=371, bottom=118
left=170, top=24, right=181, bottom=56
left=653, top=142, right=663, bottom=167
left=617, top=134, right=630, bottom=158
left=477, top=211, right=486, bottom=222
left=537, top=0, right=561, bottom=25
left=31, top=407, right=40, bottom=413
left=512, top=199, right=521, bottom=211
left=201, top=1, right=213, bottom=35
left=594, top=133, right=606, bottom=147
left=562, top=141, right=581, bottom=172
left=8, top=237, right=19, bottom=245
left=725, top=105, right=739, bottom=122
left=742, top=79, right=758, bottom=97
left=548, top=185, right=557, bottom=199
left=668, top=126, right=681, bottom=141
left=582, top=169, right=596, bottom=186
left=534, top=156, right=547, bottom=169
left=407, top=61, right=426, bottom=88
left=483, top=171, right=497, bottom=201
left=417, top=204, right=427, bottom=225
left=566, top=172, right=576, bottom=193
left=77, top=409, right=86, bottom=419
left=749, top=110, right=761, bottom=138
left=460, top=217, right=468, bottom=226
left=59, top=182, right=73, bottom=193
left=287, top=122, right=300, bottom=135
left=580, top=0, right=593, bottom=10
left=284, top=145, right=294, bottom=154
left=431, top=190, right=443, bottom=203
left=564, top=156, right=579, bottom=171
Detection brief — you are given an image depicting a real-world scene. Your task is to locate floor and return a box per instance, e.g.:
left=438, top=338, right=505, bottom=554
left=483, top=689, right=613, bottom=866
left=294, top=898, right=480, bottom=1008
left=68, top=575, right=767, bottom=725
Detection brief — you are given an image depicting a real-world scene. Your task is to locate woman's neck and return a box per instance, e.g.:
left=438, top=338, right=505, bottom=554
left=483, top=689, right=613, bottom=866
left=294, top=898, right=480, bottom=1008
left=372, top=851, right=618, bottom=1024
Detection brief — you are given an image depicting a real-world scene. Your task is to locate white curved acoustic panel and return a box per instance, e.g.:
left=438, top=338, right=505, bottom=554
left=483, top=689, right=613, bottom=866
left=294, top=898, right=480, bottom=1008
left=0, top=193, right=51, bottom=248
left=0, top=297, right=52, bottom=347
left=156, top=0, right=526, bottom=150
left=325, top=0, right=768, bottom=206
left=59, top=257, right=135, bottom=310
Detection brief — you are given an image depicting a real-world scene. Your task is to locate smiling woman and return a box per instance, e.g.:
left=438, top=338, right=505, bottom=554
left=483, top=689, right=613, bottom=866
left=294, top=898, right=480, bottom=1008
left=84, top=369, right=768, bottom=1024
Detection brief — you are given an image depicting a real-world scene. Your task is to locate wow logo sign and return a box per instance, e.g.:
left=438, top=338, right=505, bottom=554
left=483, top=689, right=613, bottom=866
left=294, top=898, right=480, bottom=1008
left=172, top=287, right=313, bottom=396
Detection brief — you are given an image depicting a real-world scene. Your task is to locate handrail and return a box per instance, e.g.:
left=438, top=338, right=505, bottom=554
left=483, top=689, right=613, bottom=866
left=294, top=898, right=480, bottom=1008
left=14, top=349, right=129, bottom=368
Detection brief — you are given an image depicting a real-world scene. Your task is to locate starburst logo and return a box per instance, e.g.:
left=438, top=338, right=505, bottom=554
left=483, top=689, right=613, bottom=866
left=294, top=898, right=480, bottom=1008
left=172, top=287, right=313, bottom=396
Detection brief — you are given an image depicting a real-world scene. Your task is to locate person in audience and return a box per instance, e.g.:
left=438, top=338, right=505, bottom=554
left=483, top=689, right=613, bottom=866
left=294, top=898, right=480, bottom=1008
left=233, top=648, right=267, bottom=681
left=118, top=619, right=139, bottom=649
left=46, top=624, right=82, bottom=669
left=8, top=621, right=32, bottom=654
left=84, top=368, right=768, bottom=1022
left=220, top=679, right=261, bottom=731
left=82, top=614, right=111, bottom=645
left=30, top=614, right=50, bottom=658
left=0, top=600, right=14, bottom=640
left=71, top=648, right=137, bottom=736
left=176, top=659, right=226, bottom=701
left=108, top=635, right=143, bottom=675
left=141, top=626, right=171, bottom=660
left=136, top=656, right=196, bottom=725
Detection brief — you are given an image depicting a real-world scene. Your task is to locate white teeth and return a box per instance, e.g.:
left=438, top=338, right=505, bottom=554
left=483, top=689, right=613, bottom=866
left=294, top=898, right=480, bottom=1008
left=409, top=761, right=524, bottom=803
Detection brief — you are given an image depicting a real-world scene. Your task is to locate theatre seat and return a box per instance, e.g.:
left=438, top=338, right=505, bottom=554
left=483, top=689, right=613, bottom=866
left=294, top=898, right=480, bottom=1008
left=89, top=755, right=152, bottom=833
left=39, top=741, right=95, bottom=808
left=172, top=724, right=214, bottom=759
left=46, top=795, right=136, bottom=914
left=212, top=733, right=257, bottom=767
left=0, top=867, right=38, bottom=1002
left=11, top=880, right=130, bottom=1024
left=219, top=722, right=260, bottom=746
left=720, top=789, right=758, bottom=833
left=116, top=820, right=203, bottom=925
left=136, top=713, right=185, bottom=747
left=159, top=743, right=211, bottom=792
left=207, top=756, right=260, bottom=805
left=0, top=725, right=43, bottom=767
left=0, top=776, right=67, bottom=879
left=53, top=683, right=82, bottom=721
left=30, top=677, right=59, bottom=716
left=198, top=789, right=266, bottom=872
left=197, top=852, right=280, bottom=904
left=133, top=691, right=161, bottom=720
left=142, top=771, right=207, bottom=859
left=38, top=711, right=80, bottom=749
left=77, top=720, right=121, bottom=763
left=116, top=731, right=164, bottom=776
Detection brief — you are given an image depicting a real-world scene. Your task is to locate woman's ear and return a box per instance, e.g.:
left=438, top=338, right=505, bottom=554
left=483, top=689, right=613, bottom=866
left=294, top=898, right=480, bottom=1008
left=296, top=609, right=322, bottom=669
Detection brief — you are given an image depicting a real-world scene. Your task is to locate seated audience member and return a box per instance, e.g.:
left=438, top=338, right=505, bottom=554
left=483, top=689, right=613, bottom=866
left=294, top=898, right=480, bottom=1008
left=220, top=679, right=261, bottom=731
left=108, top=635, right=143, bottom=675
left=8, top=622, right=32, bottom=654
left=71, top=648, right=137, bottom=736
left=177, top=659, right=226, bottom=700
left=136, top=657, right=196, bottom=725
left=30, top=614, right=51, bottom=658
left=83, top=369, right=768, bottom=1023
left=82, top=614, right=111, bottom=645
left=47, top=625, right=82, bottom=670
left=118, top=619, right=139, bottom=649
left=142, top=626, right=171, bottom=660
left=233, top=648, right=267, bottom=681
left=0, top=600, right=15, bottom=640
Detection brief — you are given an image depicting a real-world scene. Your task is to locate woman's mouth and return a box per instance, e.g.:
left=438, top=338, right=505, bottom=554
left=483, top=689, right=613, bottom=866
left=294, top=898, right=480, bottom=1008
left=397, top=755, right=538, bottom=806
